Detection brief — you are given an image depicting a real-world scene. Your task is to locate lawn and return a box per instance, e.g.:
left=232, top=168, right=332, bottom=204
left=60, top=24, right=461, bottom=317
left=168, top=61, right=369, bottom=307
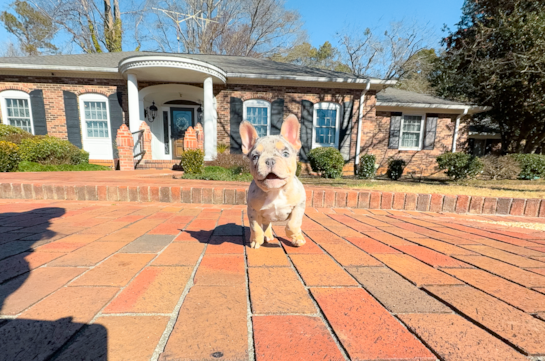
left=299, top=176, right=545, bottom=199
left=181, top=165, right=545, bottom=199
left=17, top=161, right=111, bottom=172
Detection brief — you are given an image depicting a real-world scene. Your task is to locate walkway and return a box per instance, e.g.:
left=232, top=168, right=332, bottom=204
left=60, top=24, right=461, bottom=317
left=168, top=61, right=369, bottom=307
left=1, top=199, right=545, bottom=361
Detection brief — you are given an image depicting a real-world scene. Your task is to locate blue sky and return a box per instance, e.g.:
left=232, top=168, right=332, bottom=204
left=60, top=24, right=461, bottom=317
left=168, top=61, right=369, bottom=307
left=0, top=0, right=465, bottom=53
left=285, top=0, right=465, bottom=50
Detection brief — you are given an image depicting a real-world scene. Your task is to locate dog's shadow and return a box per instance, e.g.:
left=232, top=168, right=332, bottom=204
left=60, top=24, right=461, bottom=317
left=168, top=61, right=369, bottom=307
left=183, top=223, right=287, bottom=249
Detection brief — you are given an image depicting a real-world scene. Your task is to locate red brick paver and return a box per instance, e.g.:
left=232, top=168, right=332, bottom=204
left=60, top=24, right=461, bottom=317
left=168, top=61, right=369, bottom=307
left=1, top=199, right=545, bottom=360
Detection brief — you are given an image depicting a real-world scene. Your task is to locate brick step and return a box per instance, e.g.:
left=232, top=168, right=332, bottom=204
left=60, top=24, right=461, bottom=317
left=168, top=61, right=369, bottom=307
left=136, top=160, right=179, bottom=170
left=0, top=182, right=544, bottom=217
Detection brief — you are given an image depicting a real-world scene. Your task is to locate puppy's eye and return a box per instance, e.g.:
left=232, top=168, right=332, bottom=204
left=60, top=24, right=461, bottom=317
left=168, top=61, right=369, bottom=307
left=252, top=154, right=259, bottom=161
left=282, top=151, right=290, bottom=158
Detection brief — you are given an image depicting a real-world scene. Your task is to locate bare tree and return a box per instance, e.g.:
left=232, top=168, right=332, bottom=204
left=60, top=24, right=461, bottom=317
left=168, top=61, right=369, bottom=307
left=0, top=41, right=25, bottom=57
left=149, top=0, right=305, bottom=57
left=29, top=0, right=143, bottom=53
left=337, top=20, right=434, bottom=79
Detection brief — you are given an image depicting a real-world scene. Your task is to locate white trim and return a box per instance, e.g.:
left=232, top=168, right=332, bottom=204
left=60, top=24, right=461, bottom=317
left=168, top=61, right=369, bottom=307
left=119, top=56, right=227, bottom=83
left=227, top=73, right=369, bottom=84
left=312, top=102, right=341, bottom=149
left=243, top=99, right=271, bottom=137
left=355, top=80, right=371, bottom=165
left=0, top=90, right=34, bottom=134
left=452, top=107, right=469, bottom=152
left=0, top=63, right=118, bottom=73
left=78, top=93, right=114, bottom=160
left=399, top=114, right=425, bottom=151
left=377, top=101, right=490, bottom=113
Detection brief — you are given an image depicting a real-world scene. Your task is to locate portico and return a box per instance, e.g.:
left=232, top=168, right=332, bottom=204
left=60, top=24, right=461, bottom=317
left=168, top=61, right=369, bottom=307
left=119, top=55, right=225, bottom=161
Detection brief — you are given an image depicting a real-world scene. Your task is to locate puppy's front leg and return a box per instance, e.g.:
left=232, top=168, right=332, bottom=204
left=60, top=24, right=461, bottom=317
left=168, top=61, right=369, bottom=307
left=263, top=223, right=274, bottom=243
left=285, top=203, right=306, bottom=247
left=247, top=208, right=264, bottom=249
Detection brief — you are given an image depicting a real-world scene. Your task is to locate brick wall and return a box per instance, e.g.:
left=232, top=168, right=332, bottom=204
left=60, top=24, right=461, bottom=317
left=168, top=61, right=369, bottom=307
left=215, top=84, right=364, bottom=172
left=362, top=110, right=468, bottom=176
left=0, top=76, right=466, bottom=176
left=0, top=75, right=127, bottom=140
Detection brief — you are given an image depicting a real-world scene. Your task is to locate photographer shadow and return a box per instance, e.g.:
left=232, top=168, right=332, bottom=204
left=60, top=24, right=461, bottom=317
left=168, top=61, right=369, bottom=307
left=0, top=207, right=107, bottom=361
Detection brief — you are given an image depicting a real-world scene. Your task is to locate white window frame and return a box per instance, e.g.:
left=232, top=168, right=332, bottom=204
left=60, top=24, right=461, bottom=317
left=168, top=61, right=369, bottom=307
left=312, top=102, right=341, bottom=149
left=243, top=99, right=271, bottom=137
left=0, top=90, right=34, bottom=134
left=78, top=93, right=111, bottom=140
left=399, top=114, right=425, bottom=151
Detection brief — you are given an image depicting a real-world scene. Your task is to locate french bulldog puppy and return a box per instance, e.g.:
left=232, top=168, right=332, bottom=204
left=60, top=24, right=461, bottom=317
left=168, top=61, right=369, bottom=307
left=240, top=114, right=306, bottom=249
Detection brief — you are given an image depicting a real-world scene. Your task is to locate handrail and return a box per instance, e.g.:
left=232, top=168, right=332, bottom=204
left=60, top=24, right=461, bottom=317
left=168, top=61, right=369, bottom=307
left=132, top=129, right=146, bottom=168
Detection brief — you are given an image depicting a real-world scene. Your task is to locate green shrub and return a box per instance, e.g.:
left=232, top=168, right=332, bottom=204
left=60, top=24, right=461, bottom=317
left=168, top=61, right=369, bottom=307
left=508, top=154, right=545, bottom=179
left=217, top=143, right=229, bottom=154
left=0, top=132, right=35, bottom=145
left=0, top=124, right=29, bottom=137
left=387, top=158, right=406, bottom=180
left=208, top=152, right=250, bottom=173
left=296, top=161, right=302, bottom=177
left=481, top=155, right=521, bottom=180
left=357, top=154, right=376, bottom=179
left=18, top=136, right=88, bottom=165
left=0, top=141, right=21, bottom=172
left=308, top=147, right=344, bottom=179
left=180, top=148, right=204, bottom=174
left=436, top=152, right=484, bottom=180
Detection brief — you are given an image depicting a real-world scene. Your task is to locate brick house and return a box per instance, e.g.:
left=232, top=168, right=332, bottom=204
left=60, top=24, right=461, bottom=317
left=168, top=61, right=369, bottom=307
left=0, top=52, right=487, bottom=174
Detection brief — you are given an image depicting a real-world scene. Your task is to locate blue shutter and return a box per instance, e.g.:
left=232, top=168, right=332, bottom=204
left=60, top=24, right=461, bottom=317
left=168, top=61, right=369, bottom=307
left=300, top=100, right=314, bottom=161
left=29, top=89, right=47, bottom=135
left=63, top=91, right=82, bottom=148
left=108, top=92, right=124, bottom=159
left=230, top=97, right=243, bottom=154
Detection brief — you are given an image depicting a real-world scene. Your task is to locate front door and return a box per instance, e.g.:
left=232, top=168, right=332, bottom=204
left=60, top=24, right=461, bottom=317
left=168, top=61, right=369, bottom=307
left=170, top=107, right=195, bottom=158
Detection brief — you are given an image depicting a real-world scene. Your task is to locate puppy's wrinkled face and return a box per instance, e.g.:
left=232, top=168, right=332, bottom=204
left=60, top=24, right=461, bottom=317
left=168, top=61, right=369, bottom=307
left=248, top=136, right=297, bottom=190
left=240, top=114, right=302, bottom=191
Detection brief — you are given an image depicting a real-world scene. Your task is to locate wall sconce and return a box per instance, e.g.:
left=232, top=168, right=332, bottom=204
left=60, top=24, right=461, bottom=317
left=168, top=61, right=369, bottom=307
left=145, top=101, right=158, bottom=122
left=197, top=104, right=203, bottom=123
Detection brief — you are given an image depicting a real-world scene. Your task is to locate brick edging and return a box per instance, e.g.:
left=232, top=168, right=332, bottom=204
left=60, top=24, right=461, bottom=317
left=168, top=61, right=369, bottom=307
left=0, top=182, right=543, bottom=218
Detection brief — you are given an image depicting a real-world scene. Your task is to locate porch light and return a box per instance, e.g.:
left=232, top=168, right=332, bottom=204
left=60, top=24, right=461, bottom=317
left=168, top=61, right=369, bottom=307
left=146, top=101, right=158, bottom=122
left=197, top=105, right=203, bottom=122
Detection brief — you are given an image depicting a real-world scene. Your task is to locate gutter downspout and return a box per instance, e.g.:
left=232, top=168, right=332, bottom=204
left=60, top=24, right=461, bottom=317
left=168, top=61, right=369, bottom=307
left=355, top=80, right=372, bottom=167
left=452, top=107, right=469, bottom=152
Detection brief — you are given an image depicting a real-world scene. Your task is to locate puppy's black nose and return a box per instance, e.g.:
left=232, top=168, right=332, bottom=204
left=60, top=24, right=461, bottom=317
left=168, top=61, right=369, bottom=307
left=265, top=158, right=276, bottom=167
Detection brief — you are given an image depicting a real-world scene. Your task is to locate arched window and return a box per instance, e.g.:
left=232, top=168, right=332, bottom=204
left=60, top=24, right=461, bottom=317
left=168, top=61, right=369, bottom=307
left=312, top=102, right=341, bottom=148
left=78, top=93, right=113, bottom=160
left=0, top=90, right=33, bottom=133
left=243, top=99, right=271, bottom=138
left=79, top=93, right=110, bottom=139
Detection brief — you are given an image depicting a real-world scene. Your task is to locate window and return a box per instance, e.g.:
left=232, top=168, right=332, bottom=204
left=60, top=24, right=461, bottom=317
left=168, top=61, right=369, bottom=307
left=0, top=90, right=33, bottom=133
left=313, top=102, right=340, bottom=148
left=400, top=115, right=424, bottom=150
left=83, top=101, right=109, bottom=138
left=243, top=99, right=270, bottom=137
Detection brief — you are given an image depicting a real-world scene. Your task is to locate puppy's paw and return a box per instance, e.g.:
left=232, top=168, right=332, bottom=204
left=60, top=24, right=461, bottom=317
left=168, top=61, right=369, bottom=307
left=289, top=233, right=306, bottom=247
left=250, top=235, right=264, bottom=249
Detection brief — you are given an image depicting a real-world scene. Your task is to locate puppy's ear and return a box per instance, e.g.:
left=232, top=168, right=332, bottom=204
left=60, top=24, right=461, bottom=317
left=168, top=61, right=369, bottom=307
left=280, top=114, right=301, bottom=151
left=239, top=121, right=259, bottom=154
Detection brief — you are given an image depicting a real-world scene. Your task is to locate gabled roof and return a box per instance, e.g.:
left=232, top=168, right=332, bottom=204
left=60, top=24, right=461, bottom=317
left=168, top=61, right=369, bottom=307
left=0, top=51, right=388, bottom=85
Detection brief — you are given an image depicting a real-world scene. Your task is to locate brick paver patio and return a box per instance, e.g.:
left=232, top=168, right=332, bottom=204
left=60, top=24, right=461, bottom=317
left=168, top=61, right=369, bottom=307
left=1, top=199, right=545, bottom=361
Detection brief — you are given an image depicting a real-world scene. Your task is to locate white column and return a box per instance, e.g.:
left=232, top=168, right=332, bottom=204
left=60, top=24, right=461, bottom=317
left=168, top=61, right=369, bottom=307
left=127, top=73, right=140, bottom=132
left=203, top=76, right=217, bottom=161
left=452, top=107, right=469, bottom=152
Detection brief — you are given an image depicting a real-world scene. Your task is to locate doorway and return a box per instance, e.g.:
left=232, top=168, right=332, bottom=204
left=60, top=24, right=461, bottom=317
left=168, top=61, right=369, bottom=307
left=170, top=107, right=195, bottom=158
